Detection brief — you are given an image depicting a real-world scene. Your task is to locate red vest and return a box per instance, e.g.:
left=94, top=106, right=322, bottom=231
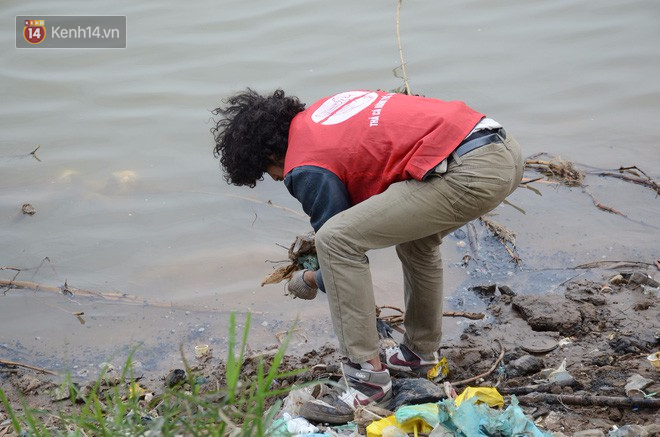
left=284, top=90, right=484, bottom=204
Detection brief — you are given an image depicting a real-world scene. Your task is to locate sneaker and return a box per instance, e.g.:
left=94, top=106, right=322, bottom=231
left=299, top=361, right=392, bottom=424
left=287, top=270, right=317, bottom=300
left=384, top=344, right=439, bottom=375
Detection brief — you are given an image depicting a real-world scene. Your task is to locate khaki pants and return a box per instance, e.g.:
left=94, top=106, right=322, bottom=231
left=315, top=134, right=524, bottom=363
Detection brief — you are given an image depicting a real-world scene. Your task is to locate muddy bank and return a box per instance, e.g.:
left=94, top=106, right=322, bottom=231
left=2, top=264, right=658, bottom=436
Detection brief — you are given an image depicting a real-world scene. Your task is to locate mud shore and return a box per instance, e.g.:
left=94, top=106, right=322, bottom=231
left=2, top=263, right=658, bottom=436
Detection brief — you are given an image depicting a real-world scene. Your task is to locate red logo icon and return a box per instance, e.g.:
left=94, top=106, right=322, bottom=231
left=24, top=20, right=46, bottom=44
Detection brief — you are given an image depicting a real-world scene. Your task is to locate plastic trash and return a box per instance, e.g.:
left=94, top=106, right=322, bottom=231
left=427, top=356, right=449, bottom=380
left=268, top=412, right=319, bottom=436
left=366, top=404, right=437, bottom=437
left=539, top=358, right=574, bottom=384
left=647, top=351, right=660, bottom=371
left=194, top=344, right=209, bottom=358
left=390, top=377, right=446, bottom=410
left=436, top=395, right=552, bottom=437
left=454, top=386, right=504, bottom=408
left=624, top=373, right=654, bottom=396
left=395, top=403, right=440, bottom=428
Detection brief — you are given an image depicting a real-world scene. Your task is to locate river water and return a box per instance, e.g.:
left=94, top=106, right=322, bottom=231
left=1, top=0, right=658, bottom=375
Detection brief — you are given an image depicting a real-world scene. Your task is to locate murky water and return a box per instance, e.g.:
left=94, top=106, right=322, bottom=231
left=1, top=0, right=659, bottom=376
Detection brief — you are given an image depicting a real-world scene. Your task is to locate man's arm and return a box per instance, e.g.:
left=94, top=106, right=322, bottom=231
left=284, top=165, right=351, bottom=293
left=284, top=165, right=351, bottom=232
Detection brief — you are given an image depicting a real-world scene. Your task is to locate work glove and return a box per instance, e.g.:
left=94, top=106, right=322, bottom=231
left=287, top=270, right=318, bottom=300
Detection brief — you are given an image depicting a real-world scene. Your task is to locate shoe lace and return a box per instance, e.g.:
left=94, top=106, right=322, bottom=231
left=337, top=387, right=359, bottom=411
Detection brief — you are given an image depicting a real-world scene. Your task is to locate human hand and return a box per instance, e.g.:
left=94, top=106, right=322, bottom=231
left=287, top=270, right=318, bottom=300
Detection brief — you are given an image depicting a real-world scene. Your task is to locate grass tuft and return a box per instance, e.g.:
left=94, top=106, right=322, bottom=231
left=0, top=312, right=305, bottom=436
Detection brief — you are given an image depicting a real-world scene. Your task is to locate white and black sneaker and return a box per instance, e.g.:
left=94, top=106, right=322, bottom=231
left=384, top=344, right=439, bottom=376
left=299, top=361, right=392, bottom=424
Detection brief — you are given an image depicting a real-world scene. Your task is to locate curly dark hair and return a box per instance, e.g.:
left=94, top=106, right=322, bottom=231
left=211, top=88, right=306, bottom=187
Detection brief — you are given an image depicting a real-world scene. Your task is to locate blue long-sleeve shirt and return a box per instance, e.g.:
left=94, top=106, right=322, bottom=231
left=284, top=165, right=351, bottom=292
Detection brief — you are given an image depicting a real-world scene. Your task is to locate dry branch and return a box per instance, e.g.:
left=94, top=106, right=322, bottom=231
left=261, top=233, right=317, bottom=286
left=575, top=260, right=654, bottom=270
left=525, top=158, right=585, bottom=185
left=0, top=278, right=258, bottom=315
left=395, top=0, right=411, bottom=95
left=376, top=305, right=484, bottom=328
left=588, top=167, right=660, bottom=196
left=479, top=217, right=521, bottom=264
left=0, top=358, right=57, bottom=376
left=584, top=189, right=626, bottom=217
left=517, top=392, right=660, bottom=410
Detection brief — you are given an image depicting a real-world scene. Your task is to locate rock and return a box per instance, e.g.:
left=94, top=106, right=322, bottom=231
left=165, top=369, right=186, bottom=388
left=629, top=271, right=660, bottom=288
left=542, top=411, right=563, bottom=431
left=512, top=296, right=582, bottom=334
left=642, top=424, right=660, bottom=436
left=566, top=289, right=608, bottom=306
left=520, top=335, right=558, bottom=354
left=101, top=369, right=121, bottom=386
left=573, top=430, right=605, bottom=437
left=608, top=424, right=648, bottom=437
left=608, top=274, right=625, bottom=285
left=609, top=336, right=651, bottom=354
left=50, top=384, right=74, bottom=402
left=633, top=300, right=654, bottom=311
left=507, top=355, right=545, bottom=377
left=21, top=203, right=36, bottom=215
left=607, top=408, right=623, bottom=422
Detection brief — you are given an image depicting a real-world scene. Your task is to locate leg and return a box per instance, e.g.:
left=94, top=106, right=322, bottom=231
left=396, top=234, right=444, bottom=356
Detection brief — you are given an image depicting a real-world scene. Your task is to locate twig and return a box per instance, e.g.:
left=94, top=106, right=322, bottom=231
left=587, top=168, right=660, bottom=196
left=467, top=222, right=479, bottom=261
left=584, top=189, right=626, bottom=217
left=499, top=380, right=577, bottom=396
left=0, top=278, right=262, bottom=315
left=443, top=311, right=485, bottom=320
left=30, top=145, right=41, bottom=162
left=376, top=305, right=484, bottom=323
left=0, top=358, right=58, bottom=376
left=479, top=217, right=521, bottom=264
left=395, top=0, right=411, bottom=95
left=575, top=260, right=654, bottom=270
left=517, top=392, right=660, bottom=410
left=520, top=177, right=543, bottom=185
left=450, top=339, right=504, bottom=387
left=525, top=158, right=585, bottom=185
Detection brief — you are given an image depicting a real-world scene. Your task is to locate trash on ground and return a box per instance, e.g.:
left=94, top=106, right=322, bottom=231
left=366, top=404, right=437, bottom=437
left=453, top=386, right=504, bottom=407
left=269, top=412, right=319, bottom=436
left=436, top=396, right=551, bottom=437
left=624, top=373, right=654, bottom=396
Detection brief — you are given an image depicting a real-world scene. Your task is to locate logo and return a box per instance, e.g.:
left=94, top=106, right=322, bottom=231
left=311, top=91, right=379, bottom=125
left=23, top=19, right=46, bottom=44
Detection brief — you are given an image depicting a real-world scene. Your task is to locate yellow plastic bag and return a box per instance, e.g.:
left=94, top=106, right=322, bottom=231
left=366, top=405, right=437, bottom=437
left=454, top=386, right=504, bottom=408
left=427, top=356, right=449, bottom=380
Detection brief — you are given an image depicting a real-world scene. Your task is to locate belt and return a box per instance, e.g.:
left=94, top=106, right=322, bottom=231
left=453, top=128, right=506, bottom=158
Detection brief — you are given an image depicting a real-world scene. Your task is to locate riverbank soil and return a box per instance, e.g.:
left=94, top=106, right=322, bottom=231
left=2, top=264, right=658, bottom=435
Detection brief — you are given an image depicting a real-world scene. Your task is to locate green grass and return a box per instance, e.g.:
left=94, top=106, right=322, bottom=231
left=0, top=312, right=306, bottom=436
